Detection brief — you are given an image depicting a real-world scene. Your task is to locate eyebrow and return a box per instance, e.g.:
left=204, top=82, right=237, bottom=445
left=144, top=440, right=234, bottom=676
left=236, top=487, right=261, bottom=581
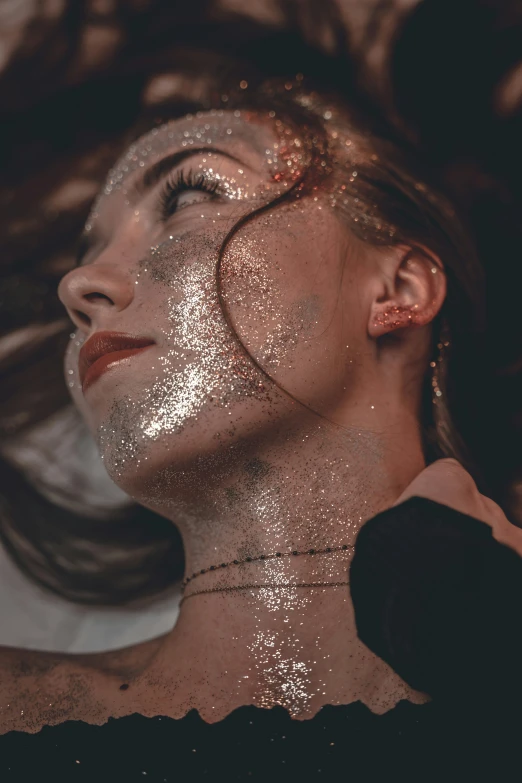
left=75, top=146, right=248, bottom=267
left=135, top=146, right=246, bottom=196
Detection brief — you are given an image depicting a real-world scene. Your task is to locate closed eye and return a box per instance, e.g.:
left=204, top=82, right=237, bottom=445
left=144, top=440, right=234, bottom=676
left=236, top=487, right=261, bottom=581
left=158, top=168, right=221, bottom=221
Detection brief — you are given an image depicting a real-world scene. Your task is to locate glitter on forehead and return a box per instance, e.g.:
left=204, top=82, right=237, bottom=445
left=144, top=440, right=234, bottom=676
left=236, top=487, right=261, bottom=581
left=83, top=92, right=404, bottom=254
left=95, top=111, right=288, bottom=205
left=85, top=106, right=328, bottom=235
left=58, top=90, right=436, bottom=724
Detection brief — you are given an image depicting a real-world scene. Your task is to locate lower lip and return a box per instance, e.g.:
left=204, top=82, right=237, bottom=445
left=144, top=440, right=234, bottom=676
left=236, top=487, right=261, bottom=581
left=82, top=346, right=153, bottom=393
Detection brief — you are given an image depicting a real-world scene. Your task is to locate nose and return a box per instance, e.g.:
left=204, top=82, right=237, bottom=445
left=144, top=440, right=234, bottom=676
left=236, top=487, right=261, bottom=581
left=57, top=262, right=137, bottom=335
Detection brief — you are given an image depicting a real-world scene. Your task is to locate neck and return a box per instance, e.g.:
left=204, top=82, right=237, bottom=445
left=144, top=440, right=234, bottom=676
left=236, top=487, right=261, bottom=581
left=135, top=410, right=430, bottom=720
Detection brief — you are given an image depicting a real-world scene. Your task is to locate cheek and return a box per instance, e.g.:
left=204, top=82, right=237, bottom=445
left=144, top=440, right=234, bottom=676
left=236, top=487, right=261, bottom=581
left=63, top=331, right=87, bottom=408
left=220, top=207, right=349, bottom=408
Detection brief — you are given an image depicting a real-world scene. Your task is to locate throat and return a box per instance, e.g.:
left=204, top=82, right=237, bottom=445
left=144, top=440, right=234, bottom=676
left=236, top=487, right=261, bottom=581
left=133, top=560, right=429, bottom=722
left=130, top=420, right=429, bottom=720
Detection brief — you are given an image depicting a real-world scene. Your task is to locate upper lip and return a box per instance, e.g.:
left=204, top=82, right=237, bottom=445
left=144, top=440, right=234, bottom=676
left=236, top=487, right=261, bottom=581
left=78, top=331, right=155, bottom=387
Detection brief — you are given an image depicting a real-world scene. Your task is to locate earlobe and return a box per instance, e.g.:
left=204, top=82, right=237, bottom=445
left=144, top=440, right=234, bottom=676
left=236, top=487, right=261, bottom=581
left=371, top=303, right=422, bottom=334
left=368, top=247, right=446, bottom=338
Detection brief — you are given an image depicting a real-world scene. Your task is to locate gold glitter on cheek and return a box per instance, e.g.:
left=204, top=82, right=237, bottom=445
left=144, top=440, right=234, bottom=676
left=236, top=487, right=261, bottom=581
left=219, top=210, right=327, bottom=383
left=95, top=230, right=275, bottom=486
left=85, top=114, right=292, bottom=490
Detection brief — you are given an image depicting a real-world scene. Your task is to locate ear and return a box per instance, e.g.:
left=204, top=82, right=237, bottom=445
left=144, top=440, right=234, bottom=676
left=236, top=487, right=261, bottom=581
left=368, top=245, right=447, bottom=338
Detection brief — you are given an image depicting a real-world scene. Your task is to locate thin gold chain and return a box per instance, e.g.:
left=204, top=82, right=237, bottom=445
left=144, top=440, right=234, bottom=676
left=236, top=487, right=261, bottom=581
left=180, top=580, right=350, bottom=605
left=182, top=544, right=354, bottom=589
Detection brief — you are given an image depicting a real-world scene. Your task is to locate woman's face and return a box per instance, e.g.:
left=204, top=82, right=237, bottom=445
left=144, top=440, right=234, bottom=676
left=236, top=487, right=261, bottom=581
left=58, top=109, right=373, bottom=501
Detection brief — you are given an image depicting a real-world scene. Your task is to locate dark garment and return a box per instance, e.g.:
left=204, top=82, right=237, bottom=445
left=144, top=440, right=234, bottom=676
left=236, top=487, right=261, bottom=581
left=0, top=700, right=511, bottom=783
left=1, top=497, right=521, bottom=782
left=350, top=496, right=522, bottom=709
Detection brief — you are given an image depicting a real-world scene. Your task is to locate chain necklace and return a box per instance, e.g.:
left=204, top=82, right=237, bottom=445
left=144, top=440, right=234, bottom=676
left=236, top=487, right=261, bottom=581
left=182, top=543, right=354, bottom=590
left=180, top=579, right=351, bottom=604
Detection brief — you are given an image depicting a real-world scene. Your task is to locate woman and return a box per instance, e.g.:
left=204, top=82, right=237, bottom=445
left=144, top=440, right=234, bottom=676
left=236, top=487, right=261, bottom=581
left=0, top=66, right=519, bottom=779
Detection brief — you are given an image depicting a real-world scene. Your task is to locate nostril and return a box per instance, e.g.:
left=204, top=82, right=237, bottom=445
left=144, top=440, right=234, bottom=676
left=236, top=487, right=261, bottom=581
left=73, top=309, right=91, bottom=326
left=84, top=293, right=113, bottom=304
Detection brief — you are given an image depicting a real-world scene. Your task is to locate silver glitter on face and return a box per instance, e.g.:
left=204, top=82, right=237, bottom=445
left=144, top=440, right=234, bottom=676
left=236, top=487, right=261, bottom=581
left=65, top=112, right=292, bottom=483
left=93, top=110, right=286, bottom=203
left=59, top=103, right=432, bottom=723
left=95, top=230, right=278, bottom=478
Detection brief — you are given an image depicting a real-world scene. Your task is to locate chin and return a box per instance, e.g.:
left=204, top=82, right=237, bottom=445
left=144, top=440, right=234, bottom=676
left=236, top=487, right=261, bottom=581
left=90, top=392, right=291, bottom=505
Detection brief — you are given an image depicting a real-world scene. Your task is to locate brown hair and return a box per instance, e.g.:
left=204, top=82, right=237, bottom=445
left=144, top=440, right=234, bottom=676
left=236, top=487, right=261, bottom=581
left=0, top=51, right=512, bottom=606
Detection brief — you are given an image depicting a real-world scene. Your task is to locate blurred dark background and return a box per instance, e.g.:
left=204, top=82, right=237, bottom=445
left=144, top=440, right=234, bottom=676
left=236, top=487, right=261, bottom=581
left=1, top=0, right=522, bottom=519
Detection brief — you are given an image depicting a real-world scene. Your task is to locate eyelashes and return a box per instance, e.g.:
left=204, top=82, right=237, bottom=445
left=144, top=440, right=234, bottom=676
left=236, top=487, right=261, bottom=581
left=158, top=168, right=221, bottom=220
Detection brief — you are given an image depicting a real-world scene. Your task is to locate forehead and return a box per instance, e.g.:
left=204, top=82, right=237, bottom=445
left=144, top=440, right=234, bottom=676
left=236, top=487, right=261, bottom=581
left=102, top=109, right=280, bottom=198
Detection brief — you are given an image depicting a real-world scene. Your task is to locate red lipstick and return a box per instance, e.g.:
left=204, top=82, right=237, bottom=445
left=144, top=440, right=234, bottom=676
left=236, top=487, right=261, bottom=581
left=79, top=331, right=155, bottom=393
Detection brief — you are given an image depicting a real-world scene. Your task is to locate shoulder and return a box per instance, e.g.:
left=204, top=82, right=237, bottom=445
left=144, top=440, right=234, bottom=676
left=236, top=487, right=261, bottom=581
left=0, top=636, right=164, bottom=736
left=0, top=645, right=101, bottom=735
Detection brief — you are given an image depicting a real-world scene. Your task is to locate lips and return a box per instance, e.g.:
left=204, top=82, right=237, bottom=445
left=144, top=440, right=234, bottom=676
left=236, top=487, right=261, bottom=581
left=78, top=331, right=155, bottom=392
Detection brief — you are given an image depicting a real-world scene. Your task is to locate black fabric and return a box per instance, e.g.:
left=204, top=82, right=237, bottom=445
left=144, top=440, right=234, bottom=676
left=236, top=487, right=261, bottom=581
left=1, top=497, right=522, bottom=781
left=350, top=496, right=522, bottom=708
left=0, top=700, right=513, bottom=782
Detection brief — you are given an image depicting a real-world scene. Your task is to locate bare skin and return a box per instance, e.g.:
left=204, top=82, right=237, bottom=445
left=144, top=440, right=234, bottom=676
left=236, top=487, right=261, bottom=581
left=2, top=459, right=518, bottom=735
left=0, top=104, right=452, bottom=734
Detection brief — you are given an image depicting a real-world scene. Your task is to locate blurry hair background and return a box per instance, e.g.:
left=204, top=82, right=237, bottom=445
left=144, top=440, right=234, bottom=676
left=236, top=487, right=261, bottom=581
left=1, top=0, right=521, bottom=649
